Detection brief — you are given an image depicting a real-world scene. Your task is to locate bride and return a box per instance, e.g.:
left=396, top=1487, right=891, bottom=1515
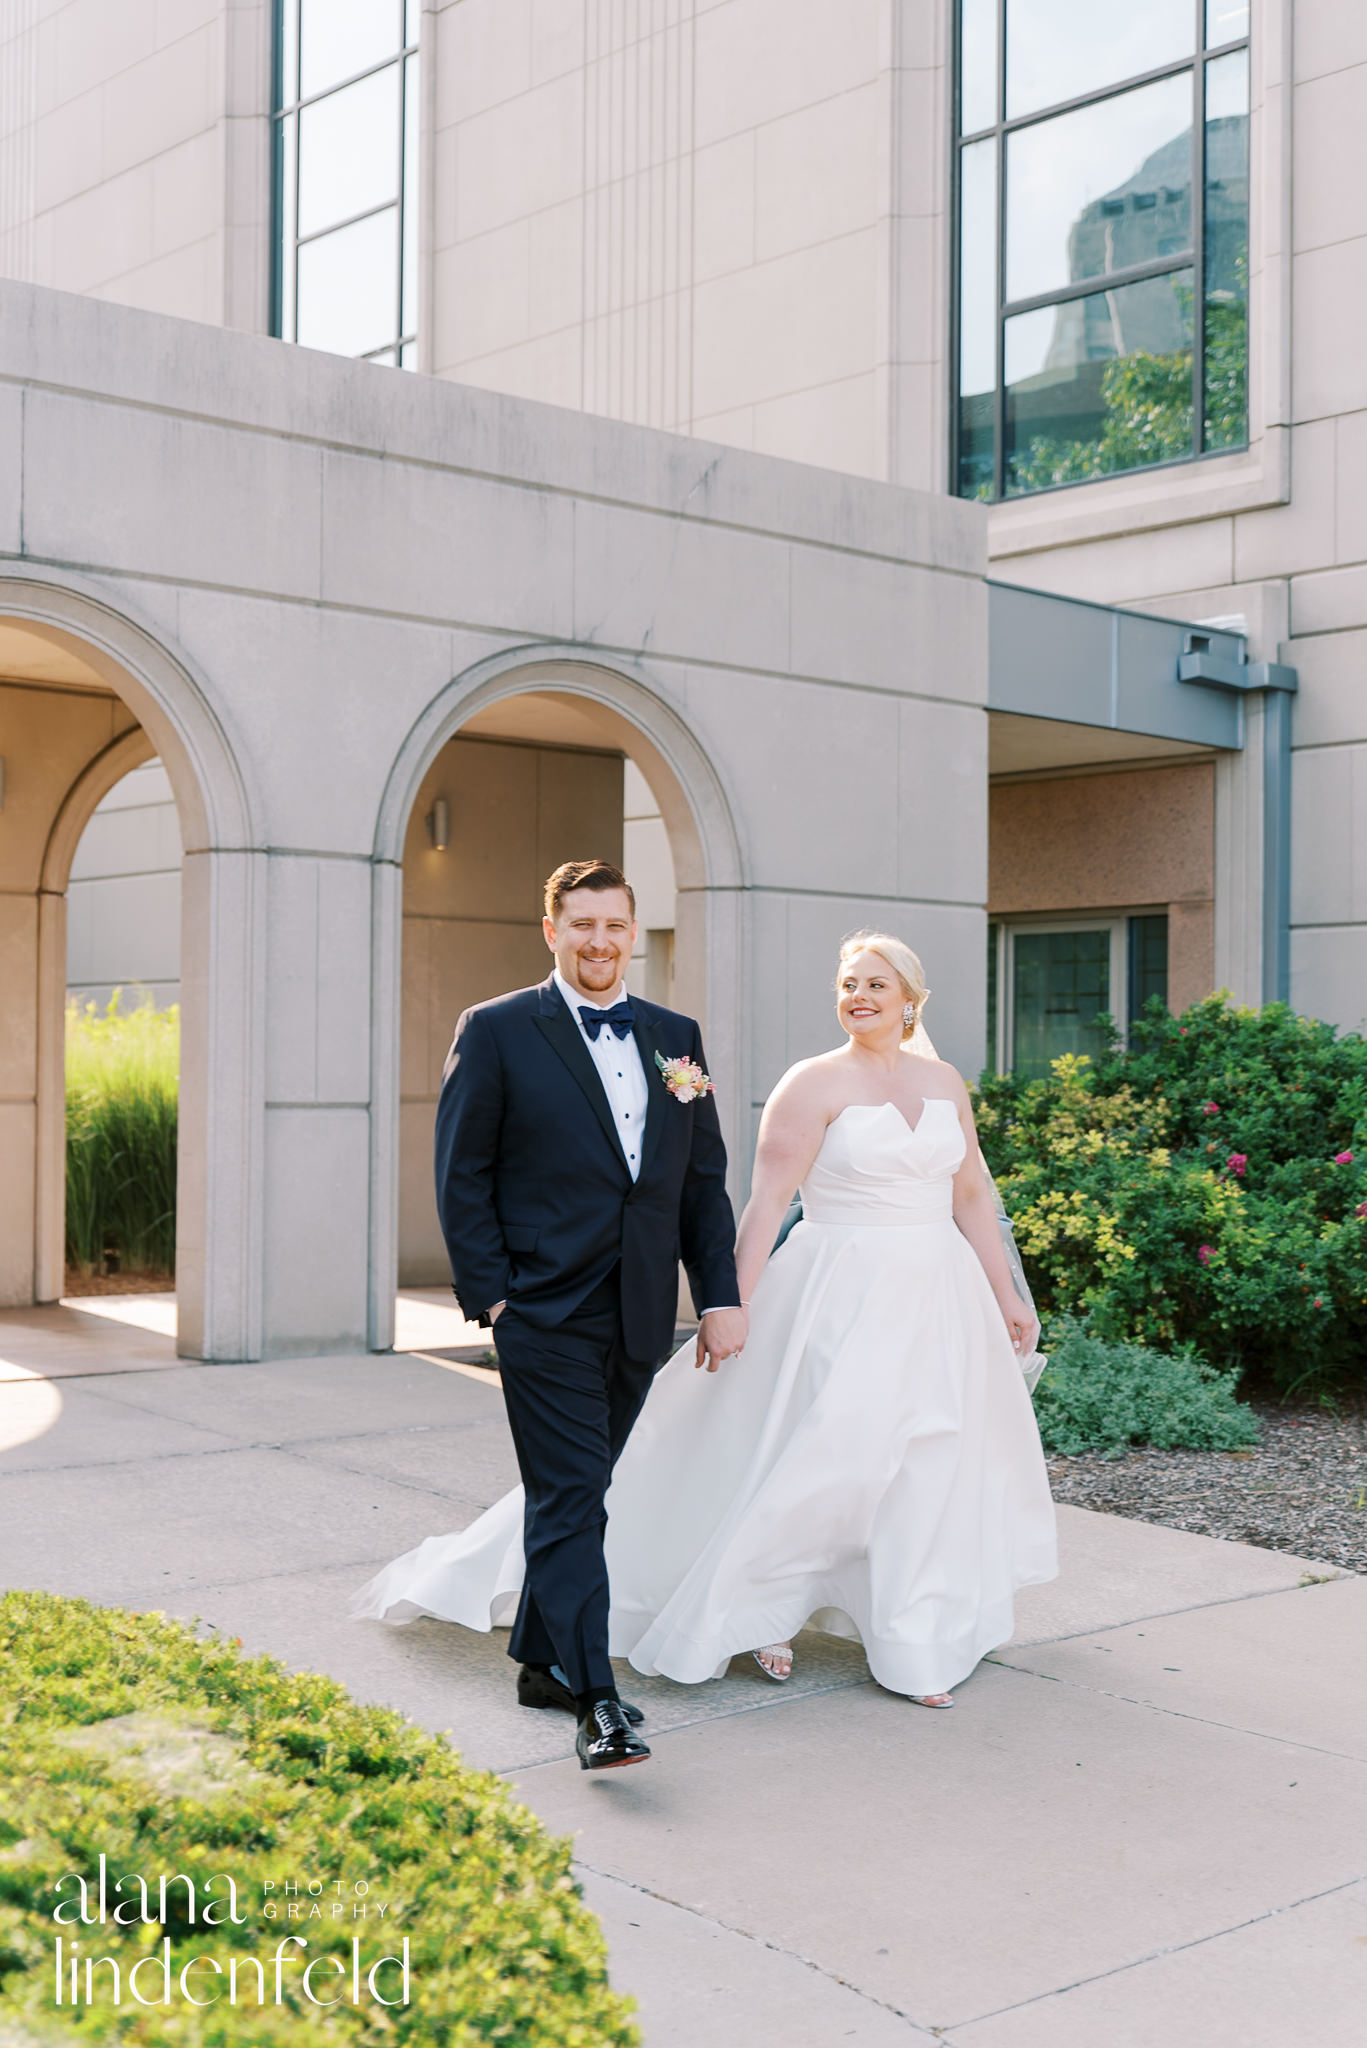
left=356, top=932, right=1057, bottom=1708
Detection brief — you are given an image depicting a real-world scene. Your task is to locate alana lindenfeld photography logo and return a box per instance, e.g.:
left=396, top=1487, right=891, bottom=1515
left=50, top=1856, right=411, bottom=2010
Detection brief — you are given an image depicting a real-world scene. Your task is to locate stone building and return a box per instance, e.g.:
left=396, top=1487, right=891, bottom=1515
left=0, top=1, right=1356, bottom=1356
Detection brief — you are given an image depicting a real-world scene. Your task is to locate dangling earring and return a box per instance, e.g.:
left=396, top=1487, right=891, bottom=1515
left=902, top=1002, right=916, bottom=1030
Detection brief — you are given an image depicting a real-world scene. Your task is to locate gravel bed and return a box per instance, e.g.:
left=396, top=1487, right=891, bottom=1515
left=1046, top=1397, right=1367, bottom=1575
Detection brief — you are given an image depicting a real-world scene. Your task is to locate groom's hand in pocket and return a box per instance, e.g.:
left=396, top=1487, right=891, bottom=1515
left=696, top=1305, right=748, bottom=1372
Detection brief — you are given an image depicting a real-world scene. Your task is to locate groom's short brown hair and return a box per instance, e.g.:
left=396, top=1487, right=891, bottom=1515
left=544, top=859, right=636, bottom=922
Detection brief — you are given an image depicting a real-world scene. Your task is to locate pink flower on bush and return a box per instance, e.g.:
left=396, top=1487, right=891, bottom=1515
left=1357, top=1202, right=1367, bottom=1219
left=1313, top=1296, right=1324, bottom=1308
left=1204, top=1100, right=1219, bottom=1115
left=1334, top=1150, right=1354, bottom=1165
left=1226, top=1153, right=1247, bottom=1177
left=1197, top=1245, right=1213, bottom=1266
left=1179, top=1027, right=1188, bottom=1035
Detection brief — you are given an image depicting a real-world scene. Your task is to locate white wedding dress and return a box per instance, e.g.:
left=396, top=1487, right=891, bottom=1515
left=355, top=1098, right=1058, bottom=1697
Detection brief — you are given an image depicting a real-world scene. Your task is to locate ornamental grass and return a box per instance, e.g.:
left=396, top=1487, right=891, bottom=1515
left=0, top=1592, right=639, bottom=2046
left=66, top=996, right=179, bottom=1277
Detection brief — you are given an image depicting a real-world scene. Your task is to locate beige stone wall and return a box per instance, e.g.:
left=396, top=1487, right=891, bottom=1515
left=398, top=733, right=625, bottom=1283
left=426, top=0, right=945, bottom=484
left=989, top=761, right=1216, bottom=1013
left=0, top=0, right=271, bottom=329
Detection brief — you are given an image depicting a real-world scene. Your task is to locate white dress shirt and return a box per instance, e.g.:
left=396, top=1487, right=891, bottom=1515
left=551, top=970, right=739, bottom=1317
left=553, top=968, right=650, bottom=1180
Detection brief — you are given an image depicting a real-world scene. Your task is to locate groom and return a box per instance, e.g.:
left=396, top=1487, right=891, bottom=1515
left=434, top=859, right=745, bottom=1769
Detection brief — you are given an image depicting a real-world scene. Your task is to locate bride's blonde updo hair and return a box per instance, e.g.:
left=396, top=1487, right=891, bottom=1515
left=837, top=930, right=930, bottom=1042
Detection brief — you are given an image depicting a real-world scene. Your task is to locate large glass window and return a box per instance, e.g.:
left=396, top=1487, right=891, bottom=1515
left=954, top=2, right=1248, bottom=500
left=273, top=1, right=420, bottom=367
left=988, top=914, right=1169, bottom=1076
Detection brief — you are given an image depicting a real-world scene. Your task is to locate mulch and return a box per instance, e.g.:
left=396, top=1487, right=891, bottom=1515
left=63, top=1267, right=175, bottom=1297
left=1046, top=1395, right=1367, bottom=1575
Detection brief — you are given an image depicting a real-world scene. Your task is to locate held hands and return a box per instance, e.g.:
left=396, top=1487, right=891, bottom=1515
left=696, top=1305, right=748, bottom=1373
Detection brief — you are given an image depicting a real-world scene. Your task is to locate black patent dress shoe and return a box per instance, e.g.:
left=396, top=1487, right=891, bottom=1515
left=517, top=1664, right=644, bottom=1726
left=576, top=1700, right=651, bottom=1771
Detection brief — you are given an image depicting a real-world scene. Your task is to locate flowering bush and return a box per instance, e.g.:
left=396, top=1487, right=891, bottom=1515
left=975, top=996, right=1367, bottom=1397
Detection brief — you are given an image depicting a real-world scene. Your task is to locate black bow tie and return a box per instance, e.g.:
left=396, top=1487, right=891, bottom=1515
left=579, top=1000, right=635, bottom=1040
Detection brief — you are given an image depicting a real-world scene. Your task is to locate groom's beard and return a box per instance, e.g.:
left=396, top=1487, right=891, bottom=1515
left=570, top=956, right=624, bottom=995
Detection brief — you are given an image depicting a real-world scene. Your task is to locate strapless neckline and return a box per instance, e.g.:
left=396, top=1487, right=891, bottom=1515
left=829, top=1097, right=955, bottom=1143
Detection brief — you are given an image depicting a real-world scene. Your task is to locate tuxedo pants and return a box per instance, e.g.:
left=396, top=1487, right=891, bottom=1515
left=492, top=1272, right=658, bottom=1696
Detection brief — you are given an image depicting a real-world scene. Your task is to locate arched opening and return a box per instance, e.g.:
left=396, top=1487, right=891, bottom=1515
left=369, top=654, right=746, bottom=1351
left=63, top=752, right=183, bottom=1300
left=0, top=575, right=261, bottom=1359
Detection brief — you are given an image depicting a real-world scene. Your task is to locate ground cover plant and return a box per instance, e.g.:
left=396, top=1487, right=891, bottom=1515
left=0, top=1592, right=638, bottom=2046
left=1033, top=1318, right=1260, bottom=1460
left=66, top=997, right=178, bottom=1277
left=977, top=996, right=1367, bottom=1401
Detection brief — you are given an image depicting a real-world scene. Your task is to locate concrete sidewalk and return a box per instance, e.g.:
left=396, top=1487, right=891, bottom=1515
left=2, top=1300, right=1364, bottom=2046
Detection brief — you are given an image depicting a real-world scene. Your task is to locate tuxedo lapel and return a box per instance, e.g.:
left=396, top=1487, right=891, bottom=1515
left=533, top=977, right=630, bottom=1173
left=632, top=1006, right=669, bottom=1182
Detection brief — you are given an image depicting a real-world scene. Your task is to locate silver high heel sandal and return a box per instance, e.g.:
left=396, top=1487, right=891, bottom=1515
left=752, top=1643, right=793, bottom=1682
left=908, top=1692, right=954, bottom=1708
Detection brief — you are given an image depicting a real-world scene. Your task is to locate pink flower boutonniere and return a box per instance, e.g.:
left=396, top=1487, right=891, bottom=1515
left=655, top=1051, right=714, bottom=1104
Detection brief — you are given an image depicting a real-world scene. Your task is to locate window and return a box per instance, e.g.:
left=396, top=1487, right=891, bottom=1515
left=954, top=1, right=1249, bottom=501
left=988, top=913, right=1169, bottom=1076
left=273, top=1, right=421, bottom=367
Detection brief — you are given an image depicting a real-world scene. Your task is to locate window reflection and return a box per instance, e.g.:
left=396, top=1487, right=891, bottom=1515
left=300, top=0, right=397, bottom=99
left=960, top=0, right=997, bottom=134
left=296, top=208, right=399, bottom=358
left=274, top=1, right=419, bottom=367
left=958, top=138, right=998, bottom=497
left=298, top=65, right=399, bottom=239
left=1006, top=72, right=1191, bottom=302
left=1205, top=1, right=1249, bottom=46
left=955, top=2, right=1248, bottom=497
left=1005, top=0, right=1192, bottom=120
left=1203, top=48, right=1249, bottom=450
left=1011, top=930, right=1112, bottom=1080
left=1005, top=270, right=1194, bottom=493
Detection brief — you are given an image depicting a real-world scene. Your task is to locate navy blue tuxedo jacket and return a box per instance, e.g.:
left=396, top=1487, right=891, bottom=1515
left=434, top=974, right=739, bottom=1363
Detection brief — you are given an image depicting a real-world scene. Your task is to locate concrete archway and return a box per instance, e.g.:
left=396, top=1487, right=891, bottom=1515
left=0, top=569, right=264, bottom=1358
left=368, top=648, right=748, bottom=1350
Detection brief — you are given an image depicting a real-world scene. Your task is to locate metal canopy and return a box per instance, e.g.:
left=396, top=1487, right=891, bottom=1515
left=986, top=580, right=1295, bottom=749
left=986, top=579, right=1299, bottom=1006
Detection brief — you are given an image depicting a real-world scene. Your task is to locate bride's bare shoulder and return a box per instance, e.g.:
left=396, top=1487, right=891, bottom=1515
left=767, top=1050, right=850, bottom=1112
left=904, top=1050, right=969, bottom=1097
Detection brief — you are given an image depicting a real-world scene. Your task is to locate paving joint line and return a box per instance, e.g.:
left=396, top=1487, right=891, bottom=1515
left=572, top=1858, right=937, bottom=2038
left=5, top=1430, right=498, bottom=1499
left=91, top=1553, right=468, bottom=1606
left=992, top=1567, right=1353, bottom=1655
left=985, top=1657, right=1367, bottom=1769
left=936, top=1869, right=1367, bottom=2038
left=502, top=1674, right=876, bottom=1774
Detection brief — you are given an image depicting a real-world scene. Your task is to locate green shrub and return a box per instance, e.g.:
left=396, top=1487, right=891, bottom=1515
left=976, top=995, right=1367, bottom=1397
left=66, top=997, right=179, bottom=1274
left=1034, top=1318, right=1261, bottom=1460
left=0, top=1592, right=638, bottom=2046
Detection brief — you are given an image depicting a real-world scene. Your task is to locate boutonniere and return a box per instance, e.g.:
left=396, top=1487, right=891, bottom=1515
left=655, top=1051, right=714, bottom=1104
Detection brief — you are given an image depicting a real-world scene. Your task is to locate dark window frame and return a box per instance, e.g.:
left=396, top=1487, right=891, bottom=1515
left=270, top=0, right=420, bottom=366
left=987, top=910, right=1170, bottom=1074
left=951, top=1, right=1250, bottom=502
